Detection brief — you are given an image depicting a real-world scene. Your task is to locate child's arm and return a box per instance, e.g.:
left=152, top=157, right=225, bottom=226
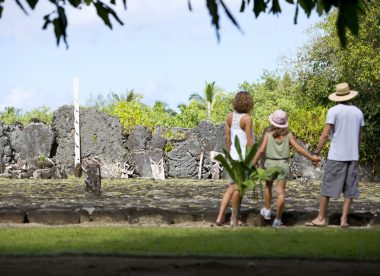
left=289, top=134, right=321, bottom=163
left=252, top=133, right=269, bottom=165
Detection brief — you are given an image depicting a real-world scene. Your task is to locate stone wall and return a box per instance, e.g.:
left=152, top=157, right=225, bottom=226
left=0, top=122, right=15, bottom=168
left=52, top=105, right=126, bottom=177
left=0, top=106, right=379, bottom=181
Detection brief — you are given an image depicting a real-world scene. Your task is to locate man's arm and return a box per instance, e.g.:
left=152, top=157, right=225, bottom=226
left=314, top=124, right=333, bottom=155
left=359, top=126, right=363, bottom=153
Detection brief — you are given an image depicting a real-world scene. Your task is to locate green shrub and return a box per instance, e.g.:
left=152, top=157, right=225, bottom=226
left=109, top=101, right=153, bottom=131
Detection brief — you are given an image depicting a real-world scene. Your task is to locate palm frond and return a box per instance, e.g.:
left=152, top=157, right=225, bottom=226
left=188, top=93, right=206, bottom=104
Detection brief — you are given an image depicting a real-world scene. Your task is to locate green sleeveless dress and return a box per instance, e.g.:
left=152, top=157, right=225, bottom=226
left=264, top=132, right=290, bottom=180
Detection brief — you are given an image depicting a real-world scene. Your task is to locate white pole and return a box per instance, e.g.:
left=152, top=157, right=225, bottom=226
left=73, top=77, right=81, bottom=166
left=198, top=152, right=204, bottom=179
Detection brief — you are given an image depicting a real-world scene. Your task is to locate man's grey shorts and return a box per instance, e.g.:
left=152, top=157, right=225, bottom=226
left=321, top=159, right=360, bottom=199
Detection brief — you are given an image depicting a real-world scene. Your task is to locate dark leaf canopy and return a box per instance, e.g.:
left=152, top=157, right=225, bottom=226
left=0, top=0, right=367, bottom=48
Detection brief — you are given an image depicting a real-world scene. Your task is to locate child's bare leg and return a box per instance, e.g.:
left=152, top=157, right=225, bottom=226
left=264, top=180, right=273, bottom=209
left=216, top=184, right=236, bottom=223
left=341, top=198, right=352, bottom=227
left=275, top=180, right=286, bottom=219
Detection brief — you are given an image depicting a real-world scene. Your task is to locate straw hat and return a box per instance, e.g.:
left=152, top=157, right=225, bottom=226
left=328, top=83, right=358, bottom=102
left=268, top=109, right=288, bottom=128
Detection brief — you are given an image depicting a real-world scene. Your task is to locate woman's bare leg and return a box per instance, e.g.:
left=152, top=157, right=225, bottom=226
left=230, top=188, right=241, bottom=226
left=216, top=184, right=236, bottom=223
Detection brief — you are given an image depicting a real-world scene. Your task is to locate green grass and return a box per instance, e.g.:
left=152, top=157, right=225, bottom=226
left=0, top=226, right=379, bottom=260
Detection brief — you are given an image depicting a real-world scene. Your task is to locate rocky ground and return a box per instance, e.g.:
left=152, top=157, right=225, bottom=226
left=0, top=178, right=379, bottom=227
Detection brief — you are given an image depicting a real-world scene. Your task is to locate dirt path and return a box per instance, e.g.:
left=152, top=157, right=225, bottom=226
left=0, top=256, right=379, bottom=276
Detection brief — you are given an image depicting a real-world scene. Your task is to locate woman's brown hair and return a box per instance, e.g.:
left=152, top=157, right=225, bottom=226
left=233, top=91, right=253, bottom=113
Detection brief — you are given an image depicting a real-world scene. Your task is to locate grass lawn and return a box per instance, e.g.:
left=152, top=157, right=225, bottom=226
left=0, top=226, right=379, bottom=260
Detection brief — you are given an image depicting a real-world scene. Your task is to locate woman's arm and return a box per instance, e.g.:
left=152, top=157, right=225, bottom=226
left=241, top=114, right=254, bottom=147
left=253, top=133, right=268, bottom=165
left=289, top=134, right=320, bottom=163
left=225, top=113, right=232, bottom=152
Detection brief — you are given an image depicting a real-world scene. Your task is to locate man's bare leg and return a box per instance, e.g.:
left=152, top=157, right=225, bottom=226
left=340, top=197, right=352, bottom=227
left=306, top=195, right=329, bottom=226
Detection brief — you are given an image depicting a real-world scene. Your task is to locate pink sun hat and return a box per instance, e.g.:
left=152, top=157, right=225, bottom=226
left=268, top=109, right=288, bottom=128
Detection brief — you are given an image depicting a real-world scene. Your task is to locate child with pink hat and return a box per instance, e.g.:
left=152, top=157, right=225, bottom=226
left=253, top=110, right=321, bottom=227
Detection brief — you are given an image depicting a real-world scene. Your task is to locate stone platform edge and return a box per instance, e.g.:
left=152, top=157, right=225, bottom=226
left=0, top=207, right=378, bottom=227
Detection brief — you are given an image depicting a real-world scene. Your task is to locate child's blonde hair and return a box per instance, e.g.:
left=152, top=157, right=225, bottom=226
left=269, top=126, right=289, bottom=138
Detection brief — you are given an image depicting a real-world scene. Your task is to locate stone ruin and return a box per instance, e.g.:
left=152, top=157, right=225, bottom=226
left=0, top=121, right=67, bottom=179
left=0, top=105, right=379, bottom=182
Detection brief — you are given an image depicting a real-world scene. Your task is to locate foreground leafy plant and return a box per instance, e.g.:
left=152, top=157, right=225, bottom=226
left=215, top=136, right=282, bottom=200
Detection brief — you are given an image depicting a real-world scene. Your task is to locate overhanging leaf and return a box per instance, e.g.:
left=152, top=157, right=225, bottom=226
left=206, top=0, right=220, bottom=41
left=336, top=11, right=347, bottom=48
left=298, top=0, right=314, bottom=17
left=240, top=0, right=246, bottom=12
left=293, top=2, right=299, bottom=24
left=270, top=0, right=281, bottom=14
left=220, top=0, right=243, bottom=33
left=68, top=0, right=81, bottom=8
left=15, top=0, right=28, bottom=15
left=253, top=0, right=267, bottom=17
left=26, top=0, right=38, bottom=9
left=94, top=2, right=112, bottom=28
left=341, top=0, right=359, bottom=35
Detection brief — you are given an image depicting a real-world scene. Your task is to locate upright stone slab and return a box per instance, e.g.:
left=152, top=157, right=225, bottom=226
left=52, top=105, right=126, bottom=176
left=83, top=163, right=101, bottom=196
left=130, top=149, right=164, bottom=177
left=10, top=122, right=55, bottom=162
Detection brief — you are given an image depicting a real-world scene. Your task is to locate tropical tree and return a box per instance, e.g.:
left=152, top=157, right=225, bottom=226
left=1, top=0, right=366, bottom=47
left=189, top=81, right=222, bottom=121
left=292, top=0, right=380, bottom=162
left=170, top=101, right=207, bottom=128
left=210, top=92, right=234, bottom=123
left=20, top=106, right=53, bottom=125
left=86, top=89, right=143, bottom=111
left=152, top=100, right=176, bottom=116
left=108, top=89, right=143, bottom=104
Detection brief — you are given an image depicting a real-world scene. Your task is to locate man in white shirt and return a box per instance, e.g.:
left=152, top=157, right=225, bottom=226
left=306, top=83, right=364, bottom=228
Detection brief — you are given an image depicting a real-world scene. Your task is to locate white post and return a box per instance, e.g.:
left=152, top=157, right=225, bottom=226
left=198, top=152, right=204, bottom=179
left=73, top=77, right=81, bottom=166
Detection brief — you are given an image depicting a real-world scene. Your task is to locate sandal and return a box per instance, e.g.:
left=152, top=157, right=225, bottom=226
left=215, top=220, right=223, bottom=226
left=305, top=219, right=326, bottom=227
left=340, top=223, right=350, bottom=228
